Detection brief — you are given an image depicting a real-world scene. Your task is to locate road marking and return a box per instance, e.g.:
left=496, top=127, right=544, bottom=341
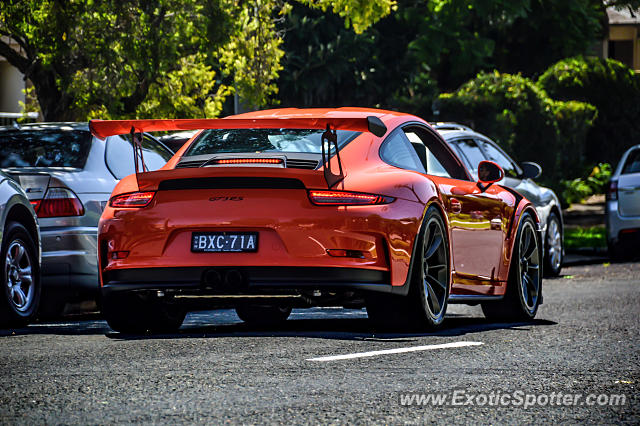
left=306, top=341, right=483, bottom=362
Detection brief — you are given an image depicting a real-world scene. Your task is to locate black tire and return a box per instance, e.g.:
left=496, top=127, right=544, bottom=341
left=482, top=213, right=542, bottom=321
left=235, top=304, right=292, bottom=325
left=544, top=211, right=563, bottom=277
left=0, top=221, right=40, bottom=328
left=366, top=206, right=450, bottom=330
left=102, top=293, right=186, bottom=334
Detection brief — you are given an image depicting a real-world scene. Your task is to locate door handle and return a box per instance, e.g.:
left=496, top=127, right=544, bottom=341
left=450, top=198, right=462, bottom=214
left=490, top=218, right=502, bottom=230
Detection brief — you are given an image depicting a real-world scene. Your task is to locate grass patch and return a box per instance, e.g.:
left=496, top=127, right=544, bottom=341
left=564, top=225, right=606, bottom=249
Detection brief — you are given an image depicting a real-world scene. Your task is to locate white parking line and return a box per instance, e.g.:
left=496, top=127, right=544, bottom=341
left=306, top=341, right=484, bottom=362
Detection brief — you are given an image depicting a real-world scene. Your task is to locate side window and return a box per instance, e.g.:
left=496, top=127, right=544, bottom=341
left=451, top=139, right=485, bottom=177
left=622, top=149, right=640, bottom=174
left=379, top=130, right=426, bottom=173
left=404, top=130, right=450, bottom=178
left=449, top=142, right=473, bottom=171
left=105, top=135, right=173, bottom=179
left=476, top=139, right=519, bottom=178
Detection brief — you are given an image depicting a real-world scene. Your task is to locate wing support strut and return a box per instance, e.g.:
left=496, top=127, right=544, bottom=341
left=321, top=124, right=344, bottom=189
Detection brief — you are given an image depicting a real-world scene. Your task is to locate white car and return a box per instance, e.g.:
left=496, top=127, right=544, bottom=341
left=606, top=144, right=640, bottom=259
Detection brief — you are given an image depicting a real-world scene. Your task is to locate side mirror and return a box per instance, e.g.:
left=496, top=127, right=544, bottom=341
left=477, top=160, right=504, bottom=184
left=521, top=161, right=542, bottom=179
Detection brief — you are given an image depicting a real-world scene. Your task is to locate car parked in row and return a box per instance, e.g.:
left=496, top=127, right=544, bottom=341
left=607, top=144, right=640, bottom=259
left=0, top=123, right=173, bottom=316
left=0, top=171, right=41, bottom=327
left=432, top=123, right=564, bottom=276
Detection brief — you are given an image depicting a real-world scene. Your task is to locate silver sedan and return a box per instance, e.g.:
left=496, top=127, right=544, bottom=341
left=433, top=123, right=565, bottom=276
left=0, top=123, right=173, bottom=315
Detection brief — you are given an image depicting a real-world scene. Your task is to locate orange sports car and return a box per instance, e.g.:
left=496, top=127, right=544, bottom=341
left=91, top=108, right=542, bottom=333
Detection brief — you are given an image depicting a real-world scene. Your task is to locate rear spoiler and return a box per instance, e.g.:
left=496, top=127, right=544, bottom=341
left=89, top=116, right=387, bottom=189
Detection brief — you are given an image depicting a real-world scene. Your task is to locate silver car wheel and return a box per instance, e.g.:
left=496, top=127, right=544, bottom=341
left=518, top=221, right=540, bottom=312
left=5, top=239, right=35, bottom=313
left=546, top=216, right=562, bottom=272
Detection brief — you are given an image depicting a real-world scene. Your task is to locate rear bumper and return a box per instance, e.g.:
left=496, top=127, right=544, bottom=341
left=40, top=226, right=99, bottom=294
left=606, top=201, right=640, bottom=243
left=101, top=266, right=406, bottom=297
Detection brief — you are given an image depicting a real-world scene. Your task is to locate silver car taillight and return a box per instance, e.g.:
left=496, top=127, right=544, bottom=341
left=607, top=180, right=618, bottom=201
left=32, top=187, right=85, bottom=218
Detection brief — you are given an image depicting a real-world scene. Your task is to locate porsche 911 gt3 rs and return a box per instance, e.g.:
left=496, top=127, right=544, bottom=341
left=91, top=108, right=543, bottom=333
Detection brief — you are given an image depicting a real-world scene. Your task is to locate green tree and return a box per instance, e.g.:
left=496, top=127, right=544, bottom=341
left=0, top=0, right=394, bottom=121
left=277, top=0, right=605, bottom=117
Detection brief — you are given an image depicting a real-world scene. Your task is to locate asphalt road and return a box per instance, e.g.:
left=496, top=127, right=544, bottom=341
left=1, top=261, right=638, bottom=424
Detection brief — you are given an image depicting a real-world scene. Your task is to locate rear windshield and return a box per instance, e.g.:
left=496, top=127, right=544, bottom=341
left=0, top=129, right=92, bottom=168
left=622, top=149, right=640, bottom=174
left=185, top=129, right=360, bottom=156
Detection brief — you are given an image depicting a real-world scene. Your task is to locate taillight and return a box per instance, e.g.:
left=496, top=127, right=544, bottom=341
left=110, top=191, right=156, bottom=208
left=607, top=180, right=618, bottom=201
left=308, top=190, right=394, bottom=206
left=34, top=187, right=85, bottom=218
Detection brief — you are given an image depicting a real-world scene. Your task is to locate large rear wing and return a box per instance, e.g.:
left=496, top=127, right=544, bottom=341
left=89, top=116, right=387, bottom=189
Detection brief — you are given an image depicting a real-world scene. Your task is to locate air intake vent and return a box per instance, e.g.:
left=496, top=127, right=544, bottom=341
left=175, top=160, right=204, bottom=168
left=286, top=159, right=318, bottom=170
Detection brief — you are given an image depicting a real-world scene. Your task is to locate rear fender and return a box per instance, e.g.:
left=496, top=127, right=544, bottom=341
left=505, top=200, right=541, bottom=272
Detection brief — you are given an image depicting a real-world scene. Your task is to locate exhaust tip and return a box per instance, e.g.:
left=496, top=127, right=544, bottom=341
left=203, top=270, right=222, bottom=288
left=224, top=270, right=244, bottom=288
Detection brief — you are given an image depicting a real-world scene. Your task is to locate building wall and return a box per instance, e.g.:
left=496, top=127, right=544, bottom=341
left=0, top=60, right=26, bottom=113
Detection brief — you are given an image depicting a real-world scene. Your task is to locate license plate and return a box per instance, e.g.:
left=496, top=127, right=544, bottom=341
left=191, top=232, right=258, bottom=253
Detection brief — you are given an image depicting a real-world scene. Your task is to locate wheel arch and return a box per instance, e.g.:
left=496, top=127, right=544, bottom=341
left=505, top=202, right=542, bottom=283
left=389, top=196, right=450, bottom=296
left=5, top=203, right=41, bottom=260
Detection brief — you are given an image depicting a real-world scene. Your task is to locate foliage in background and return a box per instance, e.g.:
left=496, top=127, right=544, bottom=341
left=561, top=163, right=612, bottom=205
left=564, top=226, right=607, bottom=250
left=136, top=55, right=231, bottom=119
left=436, top=71, right=597, bottom=192
left=17, top=86, right=42, bottom=121
left=276, top=0, right=606, bottom=117
left=538, top=56, right=640, bottom=166
left=0, top=0, right=228, bottom=120
left=0, top=0, right=394, bottom=121
left=297, top=0, right=397, bottom=34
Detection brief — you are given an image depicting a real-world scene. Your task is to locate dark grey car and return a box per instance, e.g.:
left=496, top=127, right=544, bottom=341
left=0, top=123, right=173, bottom=315
left=432, top=123, right=564, bottom=276
left=0, top=171, right=41, bottom=326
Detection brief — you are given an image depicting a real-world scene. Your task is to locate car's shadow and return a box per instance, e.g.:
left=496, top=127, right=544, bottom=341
left=0, top=308, right=556, bottom=341
left=111, top=314, right=556, bottom=342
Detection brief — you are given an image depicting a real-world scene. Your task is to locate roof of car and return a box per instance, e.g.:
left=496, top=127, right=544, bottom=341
left=435, top=128, right=485, bottom=140
left=0, top=122, right=89, bottom=132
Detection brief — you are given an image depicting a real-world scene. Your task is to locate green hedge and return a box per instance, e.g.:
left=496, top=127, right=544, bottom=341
left=538, top=56, right=640, bottom=166
left=436, top=71, right=596, bottom=190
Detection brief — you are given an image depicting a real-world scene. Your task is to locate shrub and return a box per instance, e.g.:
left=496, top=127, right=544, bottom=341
left=561, top=162, right=612, bottom=206
left=538, top=56, right=640, bottom=166
left=436, top=71, right=596, bottom=190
